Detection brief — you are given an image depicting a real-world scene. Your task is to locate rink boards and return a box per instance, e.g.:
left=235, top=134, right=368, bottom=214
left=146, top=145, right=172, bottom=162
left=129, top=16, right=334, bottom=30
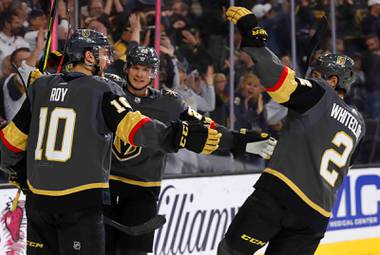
left=0, top=167, right=379, bottom=254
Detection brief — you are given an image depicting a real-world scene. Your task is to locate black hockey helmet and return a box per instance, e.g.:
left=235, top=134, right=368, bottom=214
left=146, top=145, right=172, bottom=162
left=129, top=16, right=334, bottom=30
left=66, top=29, right=113, bottom=65
left=124, top=46, right=159, bottom=79
left=310, top=53, right=355, bottom=94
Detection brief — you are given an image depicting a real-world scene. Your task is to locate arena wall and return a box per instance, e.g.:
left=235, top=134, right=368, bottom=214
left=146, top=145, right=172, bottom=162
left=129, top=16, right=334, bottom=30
left=0, top=168, right=379, bottom=255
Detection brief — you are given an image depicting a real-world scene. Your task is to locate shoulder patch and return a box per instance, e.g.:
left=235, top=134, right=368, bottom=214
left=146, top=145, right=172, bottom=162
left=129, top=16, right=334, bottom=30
left=161, top=89, right=178, bottom=98
left=104, top=73, right=127, bottom=88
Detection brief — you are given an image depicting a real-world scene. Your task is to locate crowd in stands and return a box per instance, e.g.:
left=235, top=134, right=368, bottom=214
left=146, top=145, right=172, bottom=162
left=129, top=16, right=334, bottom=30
left=0, top=0, right=379, bottom=180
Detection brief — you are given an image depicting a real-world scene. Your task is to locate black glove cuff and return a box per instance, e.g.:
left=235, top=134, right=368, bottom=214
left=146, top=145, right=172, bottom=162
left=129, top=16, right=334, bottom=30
left=237, top=14, right=258, bottom=35
left=240, top=27, right=268, bottom=48
left=169, top=120, right=183, bottom=152
left=231, top=129, right=268, bottom=156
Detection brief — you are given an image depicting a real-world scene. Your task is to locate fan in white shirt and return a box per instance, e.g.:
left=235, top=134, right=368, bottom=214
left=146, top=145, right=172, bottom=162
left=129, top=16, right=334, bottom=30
left=0, top=12, right=30, bottom=72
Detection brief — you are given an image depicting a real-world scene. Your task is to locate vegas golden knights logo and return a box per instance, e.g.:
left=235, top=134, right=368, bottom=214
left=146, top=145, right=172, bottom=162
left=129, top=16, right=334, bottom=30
left=112, top=137, right=142, bottom=161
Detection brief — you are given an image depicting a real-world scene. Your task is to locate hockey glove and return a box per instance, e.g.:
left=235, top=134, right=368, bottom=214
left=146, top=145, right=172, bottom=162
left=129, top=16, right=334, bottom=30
left=226, top=7, right=268, bottom=47
left=3, top=158, right=28, bottom=193
left=232, top=129, right=277, bottom=159
left=175, top=120, right=222, bottom=155
left=9, top=172, right=28, bottom=193
left=27, top=68, right=43, bottom=86
left=179, top=107, right=216, bottom=129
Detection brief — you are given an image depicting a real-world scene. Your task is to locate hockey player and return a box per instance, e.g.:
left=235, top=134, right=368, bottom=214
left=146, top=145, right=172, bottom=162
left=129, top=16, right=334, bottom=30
left=104, top=46, right=277, bottom=255
left=217, top=7, right=366, bottom=255
left=0, top=29, right=222, bottom=255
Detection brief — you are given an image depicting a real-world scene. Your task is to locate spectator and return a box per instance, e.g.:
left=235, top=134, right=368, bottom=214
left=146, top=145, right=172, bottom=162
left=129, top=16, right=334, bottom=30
left=197, top=1, right=228, bottom=72
left=172, top=1, right=190, bottom=17
left=233, top=51, right=255, bottom=87
left=234, top=73, right=268, bottom=132
left=362, top=34, right=380, bottom=118
left=24, top=9, right=47, bottom=51
left=174, top=62, right=215, bottom=112
left=11, top=1, right=30, bottom=32
left=85, top=14, right=111, bottom=38
left=210, top=73, right=229, bottom=126
left=252, top=3, right=283, bottom=55
left=361, top=0, right=380, bottom=37
left=311, top=0, right=330, bottom=19
left=27, top=9, right=47, bottom=31
left=159, top=33, right=180, bottom=89
left=337, top=0, right=360, bottom=38
left=0, top=55, right=12, bottom=126
left=88, top=0, right=105, bottom=18
left=2, top=48, right=31, bottom=121
left=0, top=12, right=30, bottom=70
left=346, top=53, right=368, bottom=116
left=174, top=26, right=213, bottom=73
left=2, top=29, right=44, bottom=122
left=296, top=0, right=316, bottom=72
left=0, top=56, right=13, bottom=79
left=336, top=37, right=347, bottom=54
left=104, top=0, right=124, bottom=16
left=107, top=13, right=141, bottom=76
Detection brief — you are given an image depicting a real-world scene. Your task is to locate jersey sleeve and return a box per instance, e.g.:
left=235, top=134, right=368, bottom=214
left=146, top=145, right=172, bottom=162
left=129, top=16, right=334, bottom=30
left=0, top=98, right=31, bottom=168
left=242, top=46, right=325, bottom=113
left=102, top=92, right=179, bottom=153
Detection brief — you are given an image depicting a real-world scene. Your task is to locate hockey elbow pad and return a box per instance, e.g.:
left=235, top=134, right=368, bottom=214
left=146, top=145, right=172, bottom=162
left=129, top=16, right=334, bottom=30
left=174, top=120, right=222, bottom=155
left=232, top=129, right=277, bottom=159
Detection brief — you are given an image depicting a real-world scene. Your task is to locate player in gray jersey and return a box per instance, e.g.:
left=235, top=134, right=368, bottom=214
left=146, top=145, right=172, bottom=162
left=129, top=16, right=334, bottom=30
left=0, top=29, right=223, bottom=255
left=104, top=46, right=277, bottom=255
left=217, top=7, right=366, bottom=255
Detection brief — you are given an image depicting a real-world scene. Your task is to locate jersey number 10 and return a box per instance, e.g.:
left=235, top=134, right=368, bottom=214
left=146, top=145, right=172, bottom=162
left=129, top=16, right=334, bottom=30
left=35, top=107, right=76, bottom=162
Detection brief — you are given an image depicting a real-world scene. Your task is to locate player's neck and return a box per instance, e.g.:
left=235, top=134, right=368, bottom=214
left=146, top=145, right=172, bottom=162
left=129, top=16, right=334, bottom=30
left=127, top=85, right=148, bottom=97
left=72, top=64, right=94, bottom=76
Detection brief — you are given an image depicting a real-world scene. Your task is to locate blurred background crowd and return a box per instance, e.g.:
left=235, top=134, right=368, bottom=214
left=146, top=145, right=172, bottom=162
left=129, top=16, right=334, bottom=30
left=0, top=0, right=379, bottom=180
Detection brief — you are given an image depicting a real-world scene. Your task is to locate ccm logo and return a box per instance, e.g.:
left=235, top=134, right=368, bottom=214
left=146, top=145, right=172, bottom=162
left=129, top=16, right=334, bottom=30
left=27, top=241, right=44, bottom=248
left=241, top=234, right=266, bottom=246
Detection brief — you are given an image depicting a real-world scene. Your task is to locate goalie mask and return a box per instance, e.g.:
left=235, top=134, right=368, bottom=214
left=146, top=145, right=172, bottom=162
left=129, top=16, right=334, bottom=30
left=309, top=53, right=355, bottom=94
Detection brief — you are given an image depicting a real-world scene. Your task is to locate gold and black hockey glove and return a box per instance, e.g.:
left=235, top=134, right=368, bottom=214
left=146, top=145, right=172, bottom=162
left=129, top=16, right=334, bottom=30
left=232, top=129, right=277, bottom=159
left=175, top=120, right=222, bottom=155
left=5, top=158, right=28, bottom=193
left=27, top=69, right=43, bottom=86
left=9, top=173, right=28, bottom=193
left=179, top=107, right=216, bottom=129
left=226, top=6, right=268, bottom=47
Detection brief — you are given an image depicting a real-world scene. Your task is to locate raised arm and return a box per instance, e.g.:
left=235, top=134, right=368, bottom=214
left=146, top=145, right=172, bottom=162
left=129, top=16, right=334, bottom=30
left=226, top=7, right=325, bottom=113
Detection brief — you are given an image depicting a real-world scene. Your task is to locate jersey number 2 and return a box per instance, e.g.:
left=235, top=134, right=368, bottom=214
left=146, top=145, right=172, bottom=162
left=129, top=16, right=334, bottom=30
left=320, top=131, right=353, bottom=187
left=35, top=107, right=76, bottom=162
